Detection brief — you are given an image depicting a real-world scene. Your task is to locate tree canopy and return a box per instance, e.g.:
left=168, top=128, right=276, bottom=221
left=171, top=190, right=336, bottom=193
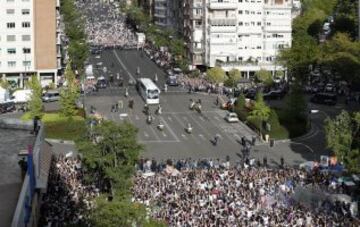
left=225, top=68, right=242, bottom=87
left=28, top=75, right=44, bottom=119
left=324, top=110, right=360, bottom=173
left=60, top=63, right=80, bottom=118
left=206, top=67, right=226, bottom=84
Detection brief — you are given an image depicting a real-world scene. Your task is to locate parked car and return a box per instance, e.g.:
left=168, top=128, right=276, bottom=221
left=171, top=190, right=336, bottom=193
left=42, top=90, right=60, bottom=102
left=324, top=83, right=336, bottom=93
left=310, top=93, right=337, bottom=105
left=222, top=98, right=237, bottom=110
left=225, top=112, right=239, bottom=123
left=166, top=74, right=178, bottom=86
left=244, top=89, right=257, bottom=100
left=96, top=76, right=108, bottom=89
left=263, top=90, right=286, bottom=100
left=0, top=101, right=15, bottom=113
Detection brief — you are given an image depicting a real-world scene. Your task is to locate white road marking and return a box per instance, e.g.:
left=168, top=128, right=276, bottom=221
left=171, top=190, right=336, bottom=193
left=143, top=131, right=149, bottom=137
left=162, top=131, right=167, bottom=137
left=167, top=116, right=173, bottom=121
left=199, top=134, right=206, bottom=140
left=149, top=125, right=161, bottom=140
left=139, top=140, right=179, bottom=143
left=159, top=116, right=180, bottom=142
left=213, top=116, right=221, bottom=121
left=199, top=116, right=205, bottom=122
left=113, top=50, right=135, bottom=81
left=181, top=134, right=188, bottom=140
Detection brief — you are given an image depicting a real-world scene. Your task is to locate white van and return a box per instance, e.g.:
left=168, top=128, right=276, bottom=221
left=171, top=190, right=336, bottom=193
left=12, top=89, right=32, bottom=104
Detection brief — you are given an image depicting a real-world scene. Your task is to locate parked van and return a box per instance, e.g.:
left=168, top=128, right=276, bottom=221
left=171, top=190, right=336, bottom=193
left=42, top=90, right=60, bottom=102
left=310, top=93, right=337, bottom=105
left=12, top=89, right=32, bottom=104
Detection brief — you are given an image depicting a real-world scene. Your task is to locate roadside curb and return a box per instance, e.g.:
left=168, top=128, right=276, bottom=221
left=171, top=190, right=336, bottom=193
left=45, top=138, right=75, bottom=145
left=274, top=124, right=317, bottom=143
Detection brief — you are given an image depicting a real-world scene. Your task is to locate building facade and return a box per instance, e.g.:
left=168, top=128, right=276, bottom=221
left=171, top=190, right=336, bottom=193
left=184, top=0, right=295, bottom=77
left=153, top=0, right=183, bottom=31
left=0, top=0, right=61, bottom=88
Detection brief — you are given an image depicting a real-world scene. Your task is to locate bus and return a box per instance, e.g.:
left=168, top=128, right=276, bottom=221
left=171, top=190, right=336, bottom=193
left=136, top=78, right=160, bottom=104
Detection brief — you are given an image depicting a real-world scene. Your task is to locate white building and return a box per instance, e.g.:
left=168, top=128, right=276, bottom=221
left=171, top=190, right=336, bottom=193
left=185, top=0, right=295, bottom=78
left=0, top=0, right=61, bottom=88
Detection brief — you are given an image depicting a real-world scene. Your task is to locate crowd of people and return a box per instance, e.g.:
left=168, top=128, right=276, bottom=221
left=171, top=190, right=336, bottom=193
left=75, top=0, right=137, bottom=48
left=39, top=155, right=100, bottom=226
left=133, top=159, right=358, bottom=227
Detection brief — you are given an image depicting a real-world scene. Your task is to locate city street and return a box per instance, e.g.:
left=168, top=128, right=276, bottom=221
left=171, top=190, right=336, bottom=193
left=86, top=49, right=260, bottom=161
left=82, top=49, right=360, bottom=166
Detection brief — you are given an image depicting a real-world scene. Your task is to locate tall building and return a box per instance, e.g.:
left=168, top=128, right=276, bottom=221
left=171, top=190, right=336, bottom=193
left=184, top=0, right=295, bottom=78
left=153, top=0, right=183, bottom=31
left=0, top=0, right=61, bottom=88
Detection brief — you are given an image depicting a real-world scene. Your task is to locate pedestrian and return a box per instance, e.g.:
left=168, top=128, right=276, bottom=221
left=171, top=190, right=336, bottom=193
left=216, top=95, right=219, bottom=106
left=111, top=105, right=115, bottom=112
left=115, top=103, right=119, bottom=112
left=213, top=134, right=220, bottom=146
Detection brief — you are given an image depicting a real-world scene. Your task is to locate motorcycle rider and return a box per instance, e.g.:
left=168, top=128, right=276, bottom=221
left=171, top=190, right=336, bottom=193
left=189, top=99, right=195, bottom=110
left=156, top=104, right=162, bottom=115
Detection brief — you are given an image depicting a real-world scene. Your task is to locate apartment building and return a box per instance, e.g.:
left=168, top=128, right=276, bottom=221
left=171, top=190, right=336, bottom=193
left=153, top=0, right=183, bottom=31
left=185, top=0, right=295, bottom=78
left=0, top=0, right=61, bottom=88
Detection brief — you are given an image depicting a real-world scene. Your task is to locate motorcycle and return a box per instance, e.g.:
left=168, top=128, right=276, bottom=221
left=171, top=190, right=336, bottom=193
left=189, top=101, right=195, bottom=110
left=157, top=121, right=164, bottom=131
left=185, top=123, right=193, bottom=134
left=146, top=115, right=153, bottom=124
left=156, top=106, right=162, bottom=115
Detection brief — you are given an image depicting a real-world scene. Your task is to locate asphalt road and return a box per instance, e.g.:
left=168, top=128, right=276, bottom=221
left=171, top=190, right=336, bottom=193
left=83, top=49, right=360, bottom=167
left=86, top=50, right=262, bottom=162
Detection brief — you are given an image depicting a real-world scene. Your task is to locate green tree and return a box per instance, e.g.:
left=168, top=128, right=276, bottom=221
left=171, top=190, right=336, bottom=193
left=284, top=83, right=307, bottom=122
left=206, top=67, right=226, bottom=84
left=247, top=92, right=271, bottom=136
left=307, top=19, right=322, bottom=38
left=319, top=33, right=360, bottom=83
left=234, top=93, right=247, bottom=121
left=225, top=68, right=241, bottom=87
left=60, top=63, right=80, bottom=118
left=255, top=69, right=273, bottom=86
left=0, top=78, right=10, bottom=89
left=90, top=196, right=166, bottom=227
left=28, top=75, right=44, bottom=119
left=324, top=110, right=360, bottom=172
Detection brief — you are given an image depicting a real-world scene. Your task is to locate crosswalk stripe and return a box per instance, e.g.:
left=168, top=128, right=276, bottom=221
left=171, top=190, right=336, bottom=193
left=144, top=131, right=149, bottom=137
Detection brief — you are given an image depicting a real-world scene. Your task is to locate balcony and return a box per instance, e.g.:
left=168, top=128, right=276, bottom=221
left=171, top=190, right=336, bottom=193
left=208, top=0, right=237, bottom=10
left=209, top=25, right=236, bottom=33
left=209, top=18, right=236, bottom=26
left=190, top=14, right=202, bottom=20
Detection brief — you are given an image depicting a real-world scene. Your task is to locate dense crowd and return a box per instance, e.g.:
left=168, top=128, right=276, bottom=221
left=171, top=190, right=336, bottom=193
left=75, top=0, right=137, bottom=48
left=39, top=155, right=99, bottom=226
left=133, top=159, right=358, bottom=227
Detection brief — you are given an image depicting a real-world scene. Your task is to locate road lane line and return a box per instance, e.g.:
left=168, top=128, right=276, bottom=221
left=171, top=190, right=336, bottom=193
left=159, top=116, right=180, bottom=142
left=181, top=134, right=188, bottom=140
left=199, top=116, right=206, bottom=122
left=168, top=116, right=173, bottom=121
left=143, top=131, right=149, bottom=137
left=113, top=50, right=135, bottom=81
left=162, top=131, right=167, bottom=137
left=149, top=125, right=161, bottom=141
left=199, top=134, right=206, bottom=140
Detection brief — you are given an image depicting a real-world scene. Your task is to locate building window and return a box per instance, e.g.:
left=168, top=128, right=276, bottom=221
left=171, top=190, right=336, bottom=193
left=6, top=35, right=16, bottom=41
left=23, top=61, right=31, bottom=67
left=22, top=35, right=31, bottom=41
left=7, top=22, right=15, bottom=28
left=22, top=0, right=30, bottom=2
left=7, top=48, right=16, bottom=54
left=23, top=48, right=31, bottom=54
left=22, top=9, right=30, bottom=15
left=7, top=0, right=15, bottom=2
left=257, top=22, right=261, bottom=26
left=238, top=0, right=242, bottom=2
left=22, top=22, right=31, bottom=28
left=6, top=9, right=15, bottom=14
left=238, top=22, right=243, bottom=26
left=238, top=10, right=242, bottom=14
left=8, top=61, right=16, bottom=68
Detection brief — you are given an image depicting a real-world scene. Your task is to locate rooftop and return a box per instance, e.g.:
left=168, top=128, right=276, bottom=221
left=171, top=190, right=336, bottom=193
left=0, top=128, right=35, bottom=227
